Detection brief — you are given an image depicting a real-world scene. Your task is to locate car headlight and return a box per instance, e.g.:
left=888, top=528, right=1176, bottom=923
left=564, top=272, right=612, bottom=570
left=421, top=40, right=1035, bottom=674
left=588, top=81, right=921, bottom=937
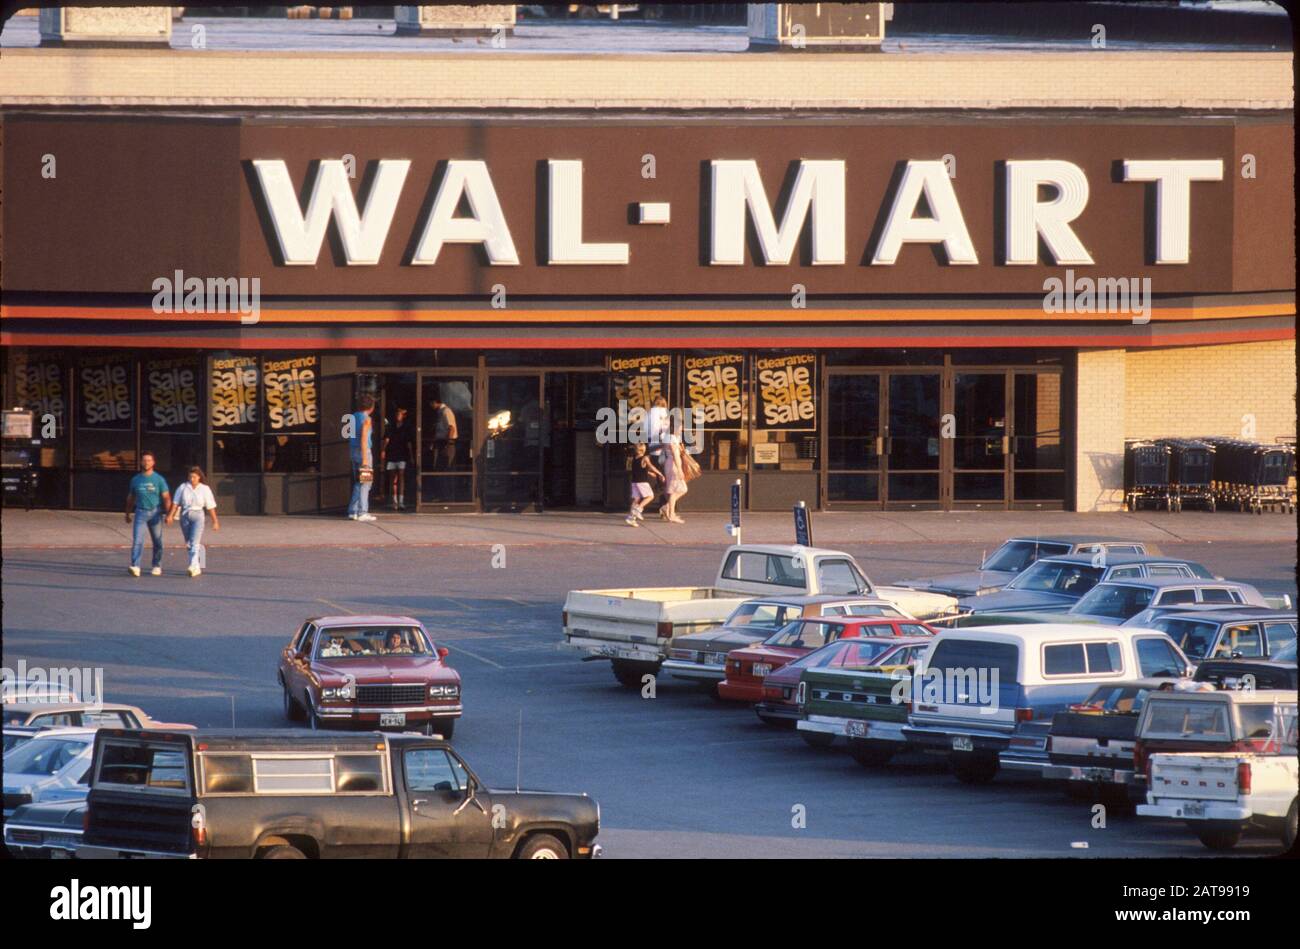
left=428, top=684, right=460, bottom=699
left=321, top=685, right=354, bottom=701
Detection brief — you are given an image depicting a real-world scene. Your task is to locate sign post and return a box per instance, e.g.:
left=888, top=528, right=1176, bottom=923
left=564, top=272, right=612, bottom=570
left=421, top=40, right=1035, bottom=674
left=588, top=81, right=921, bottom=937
left=728, top=479, right=743, bottom=546
left=793, top=500, right=813, bottom=548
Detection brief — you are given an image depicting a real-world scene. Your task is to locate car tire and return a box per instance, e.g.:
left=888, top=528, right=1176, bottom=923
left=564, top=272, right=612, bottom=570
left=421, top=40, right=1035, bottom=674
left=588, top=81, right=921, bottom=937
left=427, top=718, right=455, bottom=740
left=1194, top=821, right=1243, bottom=851
left=849, top=739, right=896, bottom=768
left=800, top=730, right=835, bottom=749
left=612, top=659, right=656, bottom=690
left=282, top=686, right=304, bottom=722
left=516, top=833, right=568, bottom=859
left=306, top=697, right=322, bottom=731
left=260, top=844, right=307, bottom=859
left=1282, top=799, right=1297, bottom=851
left=950, top=751, right=999, bottom=785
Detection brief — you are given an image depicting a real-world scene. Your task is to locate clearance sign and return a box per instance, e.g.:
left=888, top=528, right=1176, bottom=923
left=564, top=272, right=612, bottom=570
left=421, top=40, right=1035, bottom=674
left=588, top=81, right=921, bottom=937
left=756, top=354, right=817, bottom=430
left=685, top=354, right=745, bottom=428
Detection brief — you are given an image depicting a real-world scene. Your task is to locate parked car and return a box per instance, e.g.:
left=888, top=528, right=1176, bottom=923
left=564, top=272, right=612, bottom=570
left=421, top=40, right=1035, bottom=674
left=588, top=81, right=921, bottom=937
left=1123, top=609, right=1296, bottom=664
left=1040, top=678, right=1187, bottom=799
left=78, top=728, right=601, bottom=859
left=2, top=700, right=192, bottom=731
left=1, top=677, right=79, bottom=703
left=560, top=543, right=958, bottom=688
left=903, top=625, right=1195, bottom=784
left=896, top=536, right=1153, bottom=598
left=756, top=631, right=934, bottom=726
left=957, top=578, right=1271, bottom=628
left=4, top=725, right=43, bottom=754
left=952, top=554, right=1216, bottom=618
left=794, top=642, right=937, bottom=763
left=719, top=617, right=934, bottom=703
left=661, top=595, right=909, bottom=686
left=3, top=727, right=95, bottom=819
left=1193, top=639, right=1298, bottom=691
left=1136, top=691, right=1297, bottom=850
left=3, top=798, right=86, bottom=859
left=278, top=616, right=462, bottom=738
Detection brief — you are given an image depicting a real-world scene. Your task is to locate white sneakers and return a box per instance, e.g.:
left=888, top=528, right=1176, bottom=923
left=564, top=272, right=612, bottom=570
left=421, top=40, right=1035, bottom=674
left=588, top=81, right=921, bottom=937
left=357, top=513, right=378, bottom=522
left=128, top=566, right=141, bottom=577
left=150, top=566, right=163, bottom=576
left=625, top=515, right=639, bottom=527
left=188, top=563, right=201, bottom=577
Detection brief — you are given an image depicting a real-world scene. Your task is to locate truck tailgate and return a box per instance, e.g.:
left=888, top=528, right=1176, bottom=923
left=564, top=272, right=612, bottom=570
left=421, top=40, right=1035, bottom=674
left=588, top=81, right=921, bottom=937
left=564, top=589, right=741, bottom=643
left=1147, top=753, right=1242, bottom=803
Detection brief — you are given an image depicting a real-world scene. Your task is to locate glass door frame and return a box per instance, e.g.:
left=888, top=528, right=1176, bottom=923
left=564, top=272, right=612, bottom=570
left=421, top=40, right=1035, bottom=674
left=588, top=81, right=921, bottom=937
left=949, top=368, right=1012, bottom=511
left=416, top=369, right=479, bottom=512
left=480, top=369, right=545, bottom=513
left=820, top=367, right=884, bottom=510
left=881, top=368, right=946, bottom=511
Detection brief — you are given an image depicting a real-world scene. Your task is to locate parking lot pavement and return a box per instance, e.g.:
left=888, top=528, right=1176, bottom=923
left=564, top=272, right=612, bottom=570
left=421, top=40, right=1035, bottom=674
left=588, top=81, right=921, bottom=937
left=2, top=534, right=1293, bottom=859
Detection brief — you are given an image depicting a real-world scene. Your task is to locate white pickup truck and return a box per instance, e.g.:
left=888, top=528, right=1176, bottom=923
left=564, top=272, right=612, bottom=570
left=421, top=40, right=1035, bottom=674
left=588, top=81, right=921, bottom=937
left=560, top=544, right=959, bottom=687
left=1137, top=691, right=1298, bottom=851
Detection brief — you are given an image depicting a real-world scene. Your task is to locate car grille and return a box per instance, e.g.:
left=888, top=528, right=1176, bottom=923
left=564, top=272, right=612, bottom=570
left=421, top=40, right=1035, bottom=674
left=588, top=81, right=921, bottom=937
left=356, top=684, right=426, bottom=706
left=3, top=792, right=32, bottom=813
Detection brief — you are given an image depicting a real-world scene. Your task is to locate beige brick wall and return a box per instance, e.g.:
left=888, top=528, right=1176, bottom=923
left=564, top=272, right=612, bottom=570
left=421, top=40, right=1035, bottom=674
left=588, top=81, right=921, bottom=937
left=1125, top=339, right=1297, bottom=444
left=1075, top=339, right=1297, bottom=511
left=1075, top=348, right=1128, bottom=512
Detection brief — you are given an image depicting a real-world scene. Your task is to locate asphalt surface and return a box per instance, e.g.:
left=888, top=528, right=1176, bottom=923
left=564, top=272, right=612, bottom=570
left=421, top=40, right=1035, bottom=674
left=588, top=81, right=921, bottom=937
left=3, top=533, right=1294, bottom=858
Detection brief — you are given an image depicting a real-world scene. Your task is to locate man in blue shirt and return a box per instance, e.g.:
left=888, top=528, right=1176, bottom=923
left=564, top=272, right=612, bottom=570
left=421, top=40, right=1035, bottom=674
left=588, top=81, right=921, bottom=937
left=348, top=394, right=377, bottom=522
left=124, top=451, right=171, bottom=577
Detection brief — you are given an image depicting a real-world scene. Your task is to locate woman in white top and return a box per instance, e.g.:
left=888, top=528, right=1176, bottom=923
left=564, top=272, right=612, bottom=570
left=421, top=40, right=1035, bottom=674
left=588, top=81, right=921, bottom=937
left=166, top=466, right=220, bottom=577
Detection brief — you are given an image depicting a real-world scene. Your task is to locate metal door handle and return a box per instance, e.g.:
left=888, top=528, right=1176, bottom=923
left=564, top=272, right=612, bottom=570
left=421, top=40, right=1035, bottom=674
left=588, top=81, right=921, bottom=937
left=411, top=798, right=428, bottom=806
left=1002, top=435, right=1010, bottom=454
left=875, top=436, right=883, bottom=456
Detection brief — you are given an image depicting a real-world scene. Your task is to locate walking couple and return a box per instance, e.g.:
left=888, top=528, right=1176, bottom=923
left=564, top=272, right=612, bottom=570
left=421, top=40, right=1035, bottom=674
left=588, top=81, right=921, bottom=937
left=125, top=451, right=220, bottom=578
left=627, top=396, right=696, bottom=527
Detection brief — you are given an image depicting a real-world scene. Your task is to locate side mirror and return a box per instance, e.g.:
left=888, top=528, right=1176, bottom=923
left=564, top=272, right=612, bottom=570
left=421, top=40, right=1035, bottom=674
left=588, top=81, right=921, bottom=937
left=437, top=647, right=450, bottom=660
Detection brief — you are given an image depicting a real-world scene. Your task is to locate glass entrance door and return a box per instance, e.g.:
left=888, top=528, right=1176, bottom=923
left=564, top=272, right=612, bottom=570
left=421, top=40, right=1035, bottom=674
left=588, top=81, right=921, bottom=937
left=483, top=374, right=544, bottom=511
left=418, top=374, right=475, bottom=509
left=952, top=372, right=1009, bottom=507
left=884, top=373, right=942, bottom=508
left=824, top=373, right=882, bottom=504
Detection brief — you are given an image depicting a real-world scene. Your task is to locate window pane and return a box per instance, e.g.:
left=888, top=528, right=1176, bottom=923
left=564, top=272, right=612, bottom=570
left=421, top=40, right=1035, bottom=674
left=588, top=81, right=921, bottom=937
left=1044, top=643, right=1087, bottom=675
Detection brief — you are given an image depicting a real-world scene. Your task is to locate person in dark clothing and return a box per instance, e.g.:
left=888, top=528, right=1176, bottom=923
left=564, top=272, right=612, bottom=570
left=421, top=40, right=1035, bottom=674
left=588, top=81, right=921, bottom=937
left=382, top=406, right=415, bottom=510
left=625, top=442, right=663, bottom=527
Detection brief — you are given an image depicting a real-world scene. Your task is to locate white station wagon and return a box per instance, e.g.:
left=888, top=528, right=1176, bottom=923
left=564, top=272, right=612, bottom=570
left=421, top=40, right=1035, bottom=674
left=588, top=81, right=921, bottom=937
left=902, top=624, right=1195, bottom=785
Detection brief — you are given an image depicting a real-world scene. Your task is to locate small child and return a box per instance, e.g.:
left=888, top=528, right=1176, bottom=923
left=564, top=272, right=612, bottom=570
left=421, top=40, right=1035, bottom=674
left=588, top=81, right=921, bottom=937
left=626, top=442, right=663, bottom=527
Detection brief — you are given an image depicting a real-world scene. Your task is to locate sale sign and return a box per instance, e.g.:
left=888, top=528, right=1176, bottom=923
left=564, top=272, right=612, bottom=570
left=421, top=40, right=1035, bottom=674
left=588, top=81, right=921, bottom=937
left=211, top=356, right=259, bottom=431
left=611, top=355, right=670, bottom=412
left=264, top=356, right=319, bottom=432
left=77, top=355, right=134, bottom=431
left=685, top=353, right=746, bottom=428
left=756, top=354, right=817, bottom=430
left=144, top=357, right=201, bottom=433
left=14, top=358, right=66, bottom=433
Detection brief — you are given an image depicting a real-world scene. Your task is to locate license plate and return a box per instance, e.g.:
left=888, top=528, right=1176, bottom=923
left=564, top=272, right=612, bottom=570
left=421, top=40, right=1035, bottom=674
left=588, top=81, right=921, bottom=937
left=846, top=721, right=869, bottom=738
left=380, top=713, right=406, bottom=727
left=951, top=736, right=974, bottom=752
left=752, top=663, right=773, bottom=677
left=51, top=849, right=70, bottom=859
left=1182, top=801, right=1206, bottom=818
left=1084, top=767, right=1114, bottom=783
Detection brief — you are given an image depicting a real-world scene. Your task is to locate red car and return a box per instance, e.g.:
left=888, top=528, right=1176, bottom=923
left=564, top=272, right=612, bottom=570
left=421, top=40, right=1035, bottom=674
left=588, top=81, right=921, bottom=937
left=754, top=632, right=935, bottom=726
left=718, top=616, right=935, bottom=703
left=278, top=615, right=462, bottom=737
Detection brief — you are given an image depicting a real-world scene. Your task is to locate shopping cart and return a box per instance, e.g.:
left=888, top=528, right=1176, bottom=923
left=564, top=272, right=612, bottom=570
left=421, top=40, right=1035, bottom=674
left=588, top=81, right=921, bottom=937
left=1156, top=438, right=1215, bottom=512
left=1123, top=440, right=1173, bottom=512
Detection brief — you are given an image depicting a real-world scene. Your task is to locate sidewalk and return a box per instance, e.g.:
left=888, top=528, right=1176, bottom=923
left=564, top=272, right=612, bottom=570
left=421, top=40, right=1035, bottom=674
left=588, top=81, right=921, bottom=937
left=2, top=508, right=1294, bottom=550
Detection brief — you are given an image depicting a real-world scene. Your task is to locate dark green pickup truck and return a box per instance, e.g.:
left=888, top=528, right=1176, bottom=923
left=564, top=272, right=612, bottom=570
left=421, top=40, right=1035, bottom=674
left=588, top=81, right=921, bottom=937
left=795, top=664, right=914, bottom=767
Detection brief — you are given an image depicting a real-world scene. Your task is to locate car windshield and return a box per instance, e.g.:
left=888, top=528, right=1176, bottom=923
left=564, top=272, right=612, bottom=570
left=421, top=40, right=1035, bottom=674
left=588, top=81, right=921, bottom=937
left=765, top=620, right=839, bottom=649
left=317, top=626, right=431, bottom=660
left=1152, top=618, right=1220, bottom=660
left=834, top=640, right=902, bottom=669
left=982, top=540, right=1071, bottom=573
left=1006, top=560, right=1103, bottom=595
left=3, top=733, right=34, bottom=754
left=1082, top=685, right=1164, bottom=714
left=725, top=602, right=797, bottom=629
left=1072, top=583, right=1154, bottom=619
left=3, top=736, right=89, bottom=776
left=1143, top=699, right=1230, bottom=739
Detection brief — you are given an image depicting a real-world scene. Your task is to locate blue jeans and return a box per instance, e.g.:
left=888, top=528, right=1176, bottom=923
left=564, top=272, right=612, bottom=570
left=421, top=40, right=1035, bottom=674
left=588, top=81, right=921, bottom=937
left=180, top=510, right=205, bottom=567
left=130, top=508, right=164, bottom=568
left=348, top=462, right=371, bottom=516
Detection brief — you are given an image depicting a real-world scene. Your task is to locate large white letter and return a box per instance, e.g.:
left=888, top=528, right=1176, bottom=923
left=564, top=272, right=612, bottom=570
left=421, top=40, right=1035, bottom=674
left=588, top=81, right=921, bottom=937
left=871, top=160, right=978, bottom=265
left=1005, top=160, right=1094, bottom=265
left=1122, top=159, right=1223, bottom=264
left=412, top=160, right=519, bottom=266
left=252, top=159, right=409, bottom=266
left=547, top=160, right=629, bottom=265
left=710, top=160, right=845, bottom=266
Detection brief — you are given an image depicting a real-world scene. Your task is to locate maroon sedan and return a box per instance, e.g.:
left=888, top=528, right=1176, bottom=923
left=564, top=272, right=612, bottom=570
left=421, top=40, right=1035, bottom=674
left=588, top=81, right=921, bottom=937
left=278, top=615, right=462, bottom=738
left=754, top=633, right=934, bottom=726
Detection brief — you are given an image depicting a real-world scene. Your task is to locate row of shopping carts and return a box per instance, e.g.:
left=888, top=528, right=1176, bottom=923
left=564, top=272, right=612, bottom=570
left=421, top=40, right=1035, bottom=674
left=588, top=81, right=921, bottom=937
left=1123, top=437, right=1296, bottom=514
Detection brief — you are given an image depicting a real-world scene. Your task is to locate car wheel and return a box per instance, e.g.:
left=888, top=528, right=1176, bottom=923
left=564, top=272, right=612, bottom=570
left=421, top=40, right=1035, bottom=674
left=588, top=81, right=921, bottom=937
left=517, top=833, right=568, bottom=859
left=1194, top=821, right=1243, bottom=851
left=611, top=659, right=656, bottom=689
left=950, top=751, right=999, bottom=784
left=1282, top=799, right=1297, bottom=851
left=260, top=844, right=306, bottom=859
left=800, top=730, right=835, bottom=749
left=427, top=718, right=455, bottom=740
left=306, top=697, right=322, bottom=731
left=282, top=686, right=304, bottom=722
left=849, top=739, right=896, bottom=768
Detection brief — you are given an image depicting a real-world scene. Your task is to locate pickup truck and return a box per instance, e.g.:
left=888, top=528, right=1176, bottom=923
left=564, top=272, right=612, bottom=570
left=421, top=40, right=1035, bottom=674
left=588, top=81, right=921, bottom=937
left=1138, top=701, right=1297, bottom=851
left=560, top=544, right=958, bottom=687
left=77, top=728, right=601, bottom=860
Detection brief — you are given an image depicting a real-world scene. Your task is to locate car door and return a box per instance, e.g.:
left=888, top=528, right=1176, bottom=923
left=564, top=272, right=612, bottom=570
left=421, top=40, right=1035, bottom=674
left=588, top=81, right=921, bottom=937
left=1134, top=636, right=1189, bottom=678
left=285, top=625, right=317, bottom=702
left=1216, top=623, right=1264, bottom=659
left=402, top=746, right=494, bottom=858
